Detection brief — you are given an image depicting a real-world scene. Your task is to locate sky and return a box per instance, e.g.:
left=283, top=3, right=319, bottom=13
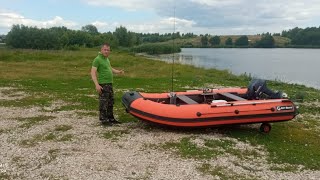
left=1, top=0, right=320, bottom=35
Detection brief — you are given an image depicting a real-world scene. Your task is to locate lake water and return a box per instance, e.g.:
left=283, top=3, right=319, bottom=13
left=155, top=48, right=320, bottom=89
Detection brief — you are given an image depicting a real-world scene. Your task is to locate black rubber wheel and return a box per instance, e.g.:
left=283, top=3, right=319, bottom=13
left=260, top=123, right=271, bottom=133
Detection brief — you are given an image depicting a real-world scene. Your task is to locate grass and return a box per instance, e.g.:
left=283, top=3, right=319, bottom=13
left=43, top=149, right=60, bottom=165
left=0, top=172, right=11, bottom=180
left=19, top=124, right=74, bottom=147
left=102, top=129, right=130, bottom=141
left=197, top=163, right=255, bottom=180
left=1, top=47, right=320, bottom=170
left=54, top=125, right=73, bottom=132
left=269, top=164, right=300, bottom=172
left=16, top=115, right=55, bottom=128
left=162, top=136, right=263, bottom=163
left=162, top=137, right=222, bottom=159
left=227, top=122, right=320, bottom=170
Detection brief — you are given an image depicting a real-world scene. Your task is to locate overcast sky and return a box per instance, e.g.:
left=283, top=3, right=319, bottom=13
left=1, top=0, right=320, bottom=35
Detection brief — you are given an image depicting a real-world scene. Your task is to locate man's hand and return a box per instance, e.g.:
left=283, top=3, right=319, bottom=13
left=118, top=69, right=124, bottom=74
left=95, top=84, right=103, bottom=94
left=112, top=68, right=125, bottom=74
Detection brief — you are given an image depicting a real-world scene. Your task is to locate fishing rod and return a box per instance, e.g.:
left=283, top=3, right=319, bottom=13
left=171, top=5, right=176, bottom=92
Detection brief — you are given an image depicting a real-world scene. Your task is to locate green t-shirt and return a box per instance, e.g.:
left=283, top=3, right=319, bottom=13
left=92, top=53, right=113, bottom=84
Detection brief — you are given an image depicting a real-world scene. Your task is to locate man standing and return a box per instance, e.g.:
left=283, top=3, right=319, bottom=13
left=91, top=43, right=124, bottom=125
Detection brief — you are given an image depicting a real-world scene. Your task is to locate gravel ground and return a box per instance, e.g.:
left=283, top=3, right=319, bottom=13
left=1, top=87, right=320, bottom=180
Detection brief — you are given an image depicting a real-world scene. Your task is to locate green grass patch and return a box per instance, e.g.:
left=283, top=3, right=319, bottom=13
left=16, top=115, right=55, bottom=128
left=204, top=139, right=235, bottom=150
left=20, top=132, right=67, bottom=147
left=45, top=149, right=60, bottom=164
left=299, top=104, right=320, bottom=114
left=204, top=139, right=260, bottom=160
left=101, top=129, right=130, bottom=141
left=0, top=172, right=11, bottom=180
left=197, top=163, right=254, bottom=180
left=162, top=137, right=262, bottom=162
left=162, top=137, right=221, bottom=159
left=54, top=125, right=73, bottom=132
left=11, top=156, right=26, bottom=169
left=20, top=133, right=55, bottom=147
left=269, top=164, right=300, bottom=172
left=76, top=111, right=97, bottom=117
left=40, top=173, right=67, bottom=180
left=43, top=132, right=57, bottom=141
left=20, top=130, right=73, bottom=147
left=227, top=121, right=320, bottom=170
left=58, top=134, right=73, bottom=141
left=0, top=95, right=53, bottom=108
left=0, top=88, right=22, bottom=96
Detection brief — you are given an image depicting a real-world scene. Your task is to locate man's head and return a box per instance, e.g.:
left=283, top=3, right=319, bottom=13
left=100, top=43, right=110, bottom=57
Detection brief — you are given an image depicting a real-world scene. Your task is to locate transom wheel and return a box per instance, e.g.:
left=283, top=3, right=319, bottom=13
left=260, top=123, right=271, bottom=133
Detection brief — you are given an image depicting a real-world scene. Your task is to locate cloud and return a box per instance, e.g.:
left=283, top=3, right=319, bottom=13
left=90, top=17, right=195, bottom=34
left=85, top=0, right=320, bottom=34
left=190, top=0, right=243, bottom=7
left=84, top=0, right=158, bottom=11
left=2, top=0, right=320, bottom=35
left=0, top=10, right=78, bottom=34
left=91, top=21, right=108, bottom=31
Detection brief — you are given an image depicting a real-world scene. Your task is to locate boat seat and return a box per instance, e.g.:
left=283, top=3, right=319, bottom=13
left=218, top=92, right=247, bottom=101
left=177, top=95, right=199, bottom=104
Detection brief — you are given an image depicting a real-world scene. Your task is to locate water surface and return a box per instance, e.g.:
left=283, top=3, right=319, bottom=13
left=156, top=48, right=320, bottom=89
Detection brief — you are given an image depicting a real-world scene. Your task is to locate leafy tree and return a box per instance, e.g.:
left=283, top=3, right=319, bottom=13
left=100, top=32, right=119, bottom=48
left=182, top=33, right=196, bottom=38
left=281, top=27, right=302, bottom=39
left=132, top=43, right=181, bottom=55
left=81, top=24, right=99, bottom=35
left=172, top=32, right=181, bottom=39
left=235, top=35, right=249, bottom=46
left=128, top=32, right=139, bottom=46
left=0, top=35, right=5, bottom=43
left=6, top=25, right=64, bottom=49
left=6, top=25, right=23, bottom=48
left=209, top=35, right=220, bottom=46
left=114, top=26, right=130, bottom=47
left=225, top=37, right=233, bottom=46
left=291, top=27, right=320, bottom=45
left=200, top=35, right=208, bottom=46
left=255, top=34, right=275, bottom=48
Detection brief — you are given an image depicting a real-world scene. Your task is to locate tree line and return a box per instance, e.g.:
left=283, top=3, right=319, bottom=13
left=4, top=24, right=193, bottom=51
left=3, top=24, right=320, bottom=52
left=281, top=27, right=320, bottom=46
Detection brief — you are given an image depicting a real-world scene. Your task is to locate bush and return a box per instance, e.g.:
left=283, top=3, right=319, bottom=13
left=64, top=45, right=80, bottom=51
left=131, top=43, right=181, bottom=55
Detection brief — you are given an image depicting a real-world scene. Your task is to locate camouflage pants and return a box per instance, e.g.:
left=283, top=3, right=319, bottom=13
left=99, top=83, right=114, bottom=121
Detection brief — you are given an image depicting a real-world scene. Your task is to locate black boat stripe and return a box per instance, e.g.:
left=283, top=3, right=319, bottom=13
left=130, top=108, right=295, bottom=123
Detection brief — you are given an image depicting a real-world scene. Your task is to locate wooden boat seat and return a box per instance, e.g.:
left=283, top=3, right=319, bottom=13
left=177, top=95, right=199, bottom=104
left=218, top=92, right=247, bottom=101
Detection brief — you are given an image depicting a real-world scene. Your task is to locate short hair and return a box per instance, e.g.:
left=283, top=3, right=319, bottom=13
left=101, top=43, right=110, bottom=48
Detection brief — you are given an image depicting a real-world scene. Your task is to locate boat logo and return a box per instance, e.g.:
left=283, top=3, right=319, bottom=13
left=276, top=106, right=293, bottom=111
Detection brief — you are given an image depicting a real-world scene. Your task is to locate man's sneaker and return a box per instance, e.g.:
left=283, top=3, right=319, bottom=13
left=109, top=119, right=121, bottom=124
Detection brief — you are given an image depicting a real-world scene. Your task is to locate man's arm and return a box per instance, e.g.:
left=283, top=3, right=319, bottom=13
left=112, top=67, right=124, bottom=74
left=91, top=67, right=102, bottom=94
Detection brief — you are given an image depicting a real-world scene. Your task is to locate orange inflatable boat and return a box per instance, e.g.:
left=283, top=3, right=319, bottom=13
left=122, top=79, right=298, bottom=133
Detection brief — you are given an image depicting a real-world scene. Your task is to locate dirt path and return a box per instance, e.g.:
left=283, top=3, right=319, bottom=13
left=1, top=87, right=319, bottom=179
